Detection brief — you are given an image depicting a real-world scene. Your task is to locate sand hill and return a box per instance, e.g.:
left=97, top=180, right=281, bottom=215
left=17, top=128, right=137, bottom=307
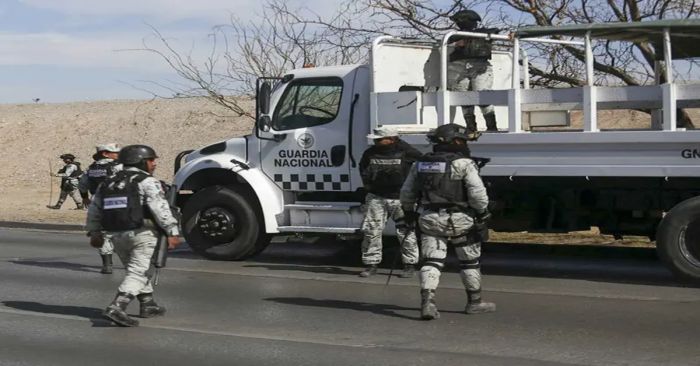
left=0, top=97, right=692, bottom=246
left=0, top=97, right=253, bottom=224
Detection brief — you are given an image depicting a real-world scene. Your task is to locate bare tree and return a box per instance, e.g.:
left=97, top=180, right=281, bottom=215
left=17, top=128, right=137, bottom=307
left=142, top=0, right=698, bottom=124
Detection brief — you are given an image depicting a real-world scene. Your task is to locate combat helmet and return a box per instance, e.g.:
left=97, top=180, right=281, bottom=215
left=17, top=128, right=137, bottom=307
left=427, top=124, right=471, bottom=144
left=118, top=145, right=158, bottom=169
left=450, top=9, right=481, bottom=30
left=59, top=153, right=76, bottom=161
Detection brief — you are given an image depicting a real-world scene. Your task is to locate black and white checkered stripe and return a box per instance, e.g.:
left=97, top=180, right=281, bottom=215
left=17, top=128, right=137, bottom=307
left=273, top=173, right=350, bottom=191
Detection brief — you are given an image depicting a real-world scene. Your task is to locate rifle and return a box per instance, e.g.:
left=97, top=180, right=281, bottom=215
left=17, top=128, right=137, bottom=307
left=385, top=212, right=420, bottom=286
left=152, top=183, right=179, bottom=286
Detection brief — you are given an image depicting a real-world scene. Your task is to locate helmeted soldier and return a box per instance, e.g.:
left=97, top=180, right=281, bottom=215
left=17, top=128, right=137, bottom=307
left=358, top=126, right=422, bottom=278
left=400, top=124, right=495, bottom=320
left=448, top=9, right=499, bottom=137
left=47, top=153, right=84, bottom=210
left=79, top=143, right=123, bottom=274
left=86, top=144, right=181, bottom=327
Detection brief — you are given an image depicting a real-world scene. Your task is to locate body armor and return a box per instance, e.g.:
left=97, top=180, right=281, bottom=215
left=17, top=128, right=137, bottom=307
left=363, top=146, right=412, bottom=198
left=416, top=152, right=470, bottom=210
left=87, top=160, right=119, bottom=194
left=99, top=170, right=150, bottom=231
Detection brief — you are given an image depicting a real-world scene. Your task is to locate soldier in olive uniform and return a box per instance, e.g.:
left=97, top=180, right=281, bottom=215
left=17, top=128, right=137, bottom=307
left=80, top=143, right=123, bottom=274
left=47, top=153, right=84, bottom=210
left=358, top=126, right=422, bottom=278
left=448, top=9, right=499, bottom=137
left=400, top=124, right=495, bottom=320
left=86, top=145, right=181, bottom=327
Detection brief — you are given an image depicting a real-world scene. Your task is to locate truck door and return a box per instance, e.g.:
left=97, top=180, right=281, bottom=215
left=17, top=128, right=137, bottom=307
left=259, top=74, right=355, bottom=193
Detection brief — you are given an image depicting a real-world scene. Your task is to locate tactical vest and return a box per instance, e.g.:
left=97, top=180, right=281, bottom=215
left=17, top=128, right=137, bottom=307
left=58, top=163, right=82, bottom=191
left=87, top=160, right=119, bottom=194
left=58, top=163, right=83, bottom=178
left=416, top=152, right=470, bottom=210
left=99, top=170, right=150, bottom=231
left=365, top=148, right=411, bottom=197
left=451, top=37, right=492, bottom=61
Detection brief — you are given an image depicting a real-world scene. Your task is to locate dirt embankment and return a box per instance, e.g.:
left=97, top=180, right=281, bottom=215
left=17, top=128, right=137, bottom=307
left=0, top=97, right=253, bottom=224
left=1, top=98, right=687, bottom=247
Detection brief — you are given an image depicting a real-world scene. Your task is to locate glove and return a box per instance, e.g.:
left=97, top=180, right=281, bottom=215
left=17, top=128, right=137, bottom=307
left=89, top=232, right=104, bottom=248
left=475, top=210, right=491, bottom=224
left=402, top=211, right=420, bottom=229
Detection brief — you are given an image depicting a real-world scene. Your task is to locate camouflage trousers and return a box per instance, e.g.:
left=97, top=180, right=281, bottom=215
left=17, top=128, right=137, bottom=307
left=447, top=59, right=495, bottom=118
left=109, top=228, right=157, bottom=296
left=418, top=210, right=482, bottom=296
left=56, top=188, right=83, bottom=207
left=98, top=233, right=114, bottom=255
left=361, top=193, right=419, bottom=265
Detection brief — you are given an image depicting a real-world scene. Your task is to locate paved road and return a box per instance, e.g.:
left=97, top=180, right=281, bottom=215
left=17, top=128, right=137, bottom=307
left=1, top=228, right=699, bottom=366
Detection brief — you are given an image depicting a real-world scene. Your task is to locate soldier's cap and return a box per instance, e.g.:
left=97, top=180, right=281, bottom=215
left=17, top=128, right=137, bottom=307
left=450, top=9, right=481, bottom=23
left=59, top=153, right=76, bottom=160
left=96, top=143, right=121, bottom=153
left=367, top=126, right=399, bottom=139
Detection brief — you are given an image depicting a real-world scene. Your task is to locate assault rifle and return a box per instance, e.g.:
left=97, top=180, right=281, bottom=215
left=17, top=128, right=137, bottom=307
left=152, top=183, right=180, bottom=286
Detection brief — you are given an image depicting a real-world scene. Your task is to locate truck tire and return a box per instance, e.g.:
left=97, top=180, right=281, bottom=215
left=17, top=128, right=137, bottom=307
left=182, top=186, right=271, bottom=260
left=656, top=196, right=700, bottom=283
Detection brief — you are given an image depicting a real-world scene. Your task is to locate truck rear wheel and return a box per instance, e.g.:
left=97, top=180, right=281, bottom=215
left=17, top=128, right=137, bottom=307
left=182, top=186, right=271, bottom=260
left=656, top=196, right=700, bottom=283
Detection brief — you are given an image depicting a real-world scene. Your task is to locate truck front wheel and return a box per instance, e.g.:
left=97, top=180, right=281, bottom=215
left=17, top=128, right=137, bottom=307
left=182, top=186, right=271, bottom=260
left=656, top=196, right=700, bottom=283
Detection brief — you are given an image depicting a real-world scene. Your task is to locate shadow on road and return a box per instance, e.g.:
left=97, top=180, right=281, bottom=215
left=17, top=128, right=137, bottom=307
left=249, top=239, right=698, bottom=289
left=243, top=264, right=359, bottom=276
left=1, top=301, right=113, bottom=327
left=9, top=260, right=103, bottom=274
left=265, top=297, right=463, bottom=321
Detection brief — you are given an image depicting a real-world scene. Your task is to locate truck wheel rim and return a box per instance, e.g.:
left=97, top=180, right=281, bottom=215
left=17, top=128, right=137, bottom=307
left=678, top=220, right=700, bottom=268
left=197, top=207, right=237, bottom=243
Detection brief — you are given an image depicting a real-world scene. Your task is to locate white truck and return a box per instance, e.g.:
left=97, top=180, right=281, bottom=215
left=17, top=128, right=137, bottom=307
left=174, top=20, right=700, bottom=281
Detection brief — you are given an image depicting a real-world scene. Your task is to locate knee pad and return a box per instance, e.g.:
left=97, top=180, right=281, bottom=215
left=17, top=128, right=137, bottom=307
left=459, top=258, right=480, bottom=270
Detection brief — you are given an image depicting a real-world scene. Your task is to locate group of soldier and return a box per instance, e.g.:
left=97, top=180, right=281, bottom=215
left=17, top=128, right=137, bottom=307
left=359, top=124, right=494, bottom=321
left=49, top=144, right=182, bottom=327
left=40, top=8, right=496, bottom=326
left=357, top=8, right=498, bottom=320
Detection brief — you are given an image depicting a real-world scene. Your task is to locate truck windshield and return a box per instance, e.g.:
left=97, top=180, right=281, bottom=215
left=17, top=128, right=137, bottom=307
left=272, top=77, right=343, bottom=131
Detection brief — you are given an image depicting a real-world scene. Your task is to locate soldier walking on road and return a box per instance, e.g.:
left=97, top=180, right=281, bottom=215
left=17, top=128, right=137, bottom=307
left=47, top=153, right=84, bottom=210
left=358, top=126, right=421, bottom=278
left=400, top=124, right=495, bottom=320
left=80, top=143, right=123, bottom=274
left=86, top=145, right=181, bottom=327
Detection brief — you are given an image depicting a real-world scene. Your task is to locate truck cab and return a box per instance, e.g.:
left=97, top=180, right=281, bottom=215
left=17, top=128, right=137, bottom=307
left=175, top=19, right=700, bottom=282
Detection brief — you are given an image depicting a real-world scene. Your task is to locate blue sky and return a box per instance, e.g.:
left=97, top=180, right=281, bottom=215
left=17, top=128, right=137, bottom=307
left=0, top=0, right=341, bottom=104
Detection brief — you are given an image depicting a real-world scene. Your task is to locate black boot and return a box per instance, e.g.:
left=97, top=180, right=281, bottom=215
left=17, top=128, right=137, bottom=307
left=484, top=112, right=498, bottom=132
left=420, top=289, right=440, bottom=320
left=103, top=292, right=139, bottom=327
left=74, top=203, right=85, bottom=210
left=463, top=113, right=482, bottom=141
left=100, top=254, right=113, bottom=274
left=359, top=264, right=378, bottom=277
left=137, top=293, right=167, bottom=318
left=465, top=290, right=496, bottom=314
left=46, top=202, right=62, bottom=209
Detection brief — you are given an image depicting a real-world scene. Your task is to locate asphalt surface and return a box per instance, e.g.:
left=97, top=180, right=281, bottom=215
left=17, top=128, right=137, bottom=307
left=1, top=228, right=699, bottom=366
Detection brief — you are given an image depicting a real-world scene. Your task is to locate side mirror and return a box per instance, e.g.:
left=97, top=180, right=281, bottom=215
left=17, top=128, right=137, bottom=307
left=258, top=81, right=271, bottom=115
left=257, top=115, right=271, bottom=132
